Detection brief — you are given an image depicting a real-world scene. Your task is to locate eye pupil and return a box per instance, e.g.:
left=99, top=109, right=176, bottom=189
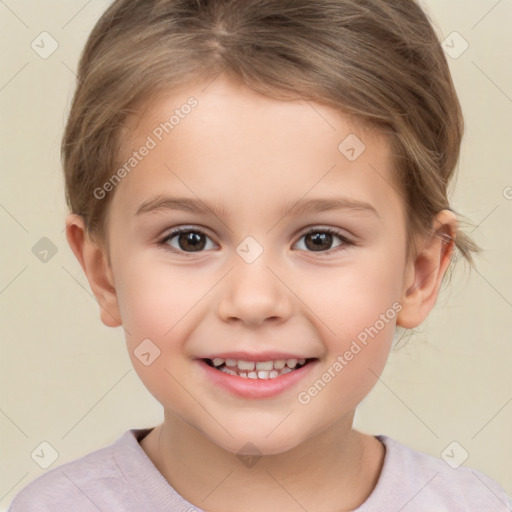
left=179, top=232, right=206, bottom=251
left=305, top=232, right=332, bottom=251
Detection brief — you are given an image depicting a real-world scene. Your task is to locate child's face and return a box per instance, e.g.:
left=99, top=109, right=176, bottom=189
left=89, top=76, right=415, bottom=454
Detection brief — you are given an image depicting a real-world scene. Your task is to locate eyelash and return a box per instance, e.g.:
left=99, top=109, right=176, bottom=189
left=158, top=226, right=354, bottom=257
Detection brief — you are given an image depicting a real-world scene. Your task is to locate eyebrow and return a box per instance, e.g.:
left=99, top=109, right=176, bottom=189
left=135, top=196, right=231, bottom=219
left=134, top=195, right=379, bottom=219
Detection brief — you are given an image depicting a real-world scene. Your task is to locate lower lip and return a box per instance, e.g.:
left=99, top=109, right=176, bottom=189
left=197, top=359, right=317, bottom=399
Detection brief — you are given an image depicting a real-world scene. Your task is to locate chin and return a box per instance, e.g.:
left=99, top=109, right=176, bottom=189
left=202, top=423, right=310, bottom=457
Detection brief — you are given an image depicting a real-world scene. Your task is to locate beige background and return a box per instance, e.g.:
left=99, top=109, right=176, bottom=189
left=1, top=0, right=511, bottom=508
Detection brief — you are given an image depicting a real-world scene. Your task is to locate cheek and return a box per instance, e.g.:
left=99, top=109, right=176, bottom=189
left=114, top=255, right=209, bottom=343
left=294, top=249, right=403, bottom=396
left=113, top=257, right=203, bottom=412
left=298, top=254, right=404, bottom=340
left=297, top=297, right=397, bottom=421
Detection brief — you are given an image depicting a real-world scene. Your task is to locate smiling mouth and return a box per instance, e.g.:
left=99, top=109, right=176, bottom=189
left=203, top=357, right=315, bottom=380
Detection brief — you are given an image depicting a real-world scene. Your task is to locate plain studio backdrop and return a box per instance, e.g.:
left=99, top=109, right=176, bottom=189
left=1, top=0, right=511, bottom=508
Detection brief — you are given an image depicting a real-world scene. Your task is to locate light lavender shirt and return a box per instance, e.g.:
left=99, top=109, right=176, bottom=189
left=8, top=428, right=512, bottom=511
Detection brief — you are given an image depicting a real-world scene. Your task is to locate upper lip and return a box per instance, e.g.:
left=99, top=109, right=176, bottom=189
left=199, top=352, right=316, bottom=362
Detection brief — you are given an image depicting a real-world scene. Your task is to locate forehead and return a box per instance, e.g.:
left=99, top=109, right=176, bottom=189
left=125, top=75, right=378, bottom=153
left=109, top=75, right=402, bottom=224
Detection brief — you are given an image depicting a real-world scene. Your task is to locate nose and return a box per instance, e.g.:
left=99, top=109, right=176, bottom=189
left=217, top=256, right=294, bottom=328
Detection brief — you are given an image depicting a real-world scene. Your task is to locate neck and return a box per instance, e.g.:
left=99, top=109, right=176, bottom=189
left=141, top=411, right=385, bottom=512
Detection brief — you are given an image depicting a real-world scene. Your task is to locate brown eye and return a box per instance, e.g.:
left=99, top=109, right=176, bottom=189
left=304, top=232, right=334, bottom=252
left=176, top=231, right=207, bottom=251
left=295, top=228, right=351, bottom=254
left=160, top=228, right=215, bottom=253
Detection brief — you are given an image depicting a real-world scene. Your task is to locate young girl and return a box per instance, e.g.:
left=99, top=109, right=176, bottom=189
left=9, top=0, right=511, bottom=510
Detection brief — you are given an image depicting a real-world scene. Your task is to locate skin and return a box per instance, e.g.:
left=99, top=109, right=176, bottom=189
left=66, top=75, right=456, bottom=512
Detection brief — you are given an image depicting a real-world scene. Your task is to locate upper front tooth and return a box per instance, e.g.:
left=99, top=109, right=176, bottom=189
left=255, top=361, right=274, bottom=371
left=225, top=358, right=237, bottom=367
left=237, top=360, right=255, bottom=370
left=286, top=358, right=298, bottom=368
left=273, top=360, right=286, bottom=369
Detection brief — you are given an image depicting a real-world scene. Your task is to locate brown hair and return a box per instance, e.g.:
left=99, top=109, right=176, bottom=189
left=62, top=0, right=478, bottom=263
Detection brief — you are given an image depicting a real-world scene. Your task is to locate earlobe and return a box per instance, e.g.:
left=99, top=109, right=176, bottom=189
left=65, top=214, right=122, bottom=328
left=396, top=210, right=457, bottom=329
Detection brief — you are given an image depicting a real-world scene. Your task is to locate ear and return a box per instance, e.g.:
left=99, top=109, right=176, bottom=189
left=396, top=210, right=456, bottom=329
left=65, top=213, right=122, bottom=328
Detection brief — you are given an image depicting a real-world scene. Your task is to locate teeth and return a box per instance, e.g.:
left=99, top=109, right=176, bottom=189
left=255, top=361, right=273, bottom=371
left=213, top=357, right=311, bottom=379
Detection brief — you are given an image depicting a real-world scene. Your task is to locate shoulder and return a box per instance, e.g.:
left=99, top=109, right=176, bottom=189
left=361, top=435, right=511, bottom=512
left=8, top=429, right=146, bottom=512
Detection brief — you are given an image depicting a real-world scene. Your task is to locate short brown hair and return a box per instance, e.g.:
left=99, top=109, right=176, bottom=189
left=62, top=0, right=478, bottom=263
